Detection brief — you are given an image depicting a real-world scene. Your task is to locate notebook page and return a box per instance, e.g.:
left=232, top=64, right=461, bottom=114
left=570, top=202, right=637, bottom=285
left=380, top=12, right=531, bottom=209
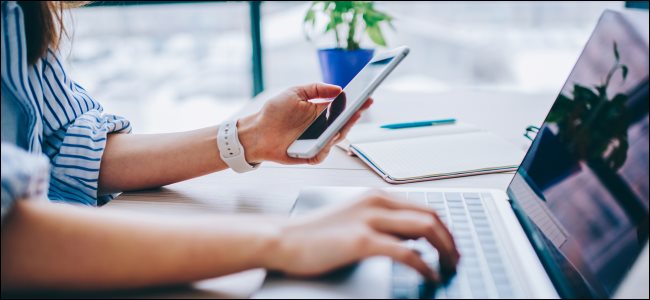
left=346, top=122, right=479, bottom=144
left=353, top=131, right=525, bottom=180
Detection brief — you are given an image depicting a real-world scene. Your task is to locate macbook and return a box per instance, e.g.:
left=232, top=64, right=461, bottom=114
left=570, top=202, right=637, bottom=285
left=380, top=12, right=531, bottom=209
left=257, top=9, right=649, bottom=299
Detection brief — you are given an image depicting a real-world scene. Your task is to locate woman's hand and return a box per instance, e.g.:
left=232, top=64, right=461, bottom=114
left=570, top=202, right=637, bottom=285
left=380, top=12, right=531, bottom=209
left=262, top=192, right=460, bottom=282
left=237, top=83, right=373, bottom=165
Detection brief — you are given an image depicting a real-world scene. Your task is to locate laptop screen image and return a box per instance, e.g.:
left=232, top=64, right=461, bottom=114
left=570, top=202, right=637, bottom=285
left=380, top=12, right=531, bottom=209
left=506, top=10, right=649, bottom=299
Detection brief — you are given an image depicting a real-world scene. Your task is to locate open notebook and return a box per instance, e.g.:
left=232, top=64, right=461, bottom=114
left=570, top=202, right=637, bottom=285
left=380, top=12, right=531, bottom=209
left=338, top=122, right=525, bottom=183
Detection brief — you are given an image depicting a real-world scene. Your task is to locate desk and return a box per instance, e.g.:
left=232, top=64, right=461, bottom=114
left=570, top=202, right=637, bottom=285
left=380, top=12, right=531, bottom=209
left=105, top=87, right=556, bottom=298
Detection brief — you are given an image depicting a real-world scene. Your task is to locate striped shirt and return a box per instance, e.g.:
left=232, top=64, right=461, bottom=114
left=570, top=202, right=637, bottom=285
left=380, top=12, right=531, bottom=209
left=1, top=1, right=131, bottom=206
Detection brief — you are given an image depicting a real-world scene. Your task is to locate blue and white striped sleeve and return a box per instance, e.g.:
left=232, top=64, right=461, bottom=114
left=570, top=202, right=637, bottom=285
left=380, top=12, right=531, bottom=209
left=1, top=143, right=50, bottom=224
left=40, top=51, right=132, bottom=206
left=2, top=1, right=131, bottom=206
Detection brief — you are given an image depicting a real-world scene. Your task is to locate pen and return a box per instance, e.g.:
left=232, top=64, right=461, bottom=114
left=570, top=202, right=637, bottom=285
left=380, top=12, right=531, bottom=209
left=380, top=118, right=456, bottom=129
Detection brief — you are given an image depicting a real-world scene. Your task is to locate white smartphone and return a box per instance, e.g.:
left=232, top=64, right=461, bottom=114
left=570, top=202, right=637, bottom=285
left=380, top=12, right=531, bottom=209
left=287, top=46, right=410, bottom=159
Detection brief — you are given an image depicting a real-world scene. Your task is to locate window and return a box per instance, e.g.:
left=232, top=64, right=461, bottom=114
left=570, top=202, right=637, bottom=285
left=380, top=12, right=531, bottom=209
left=63, top=2, right=251, bottom=133
left=262, top=1, right=623, bottom=94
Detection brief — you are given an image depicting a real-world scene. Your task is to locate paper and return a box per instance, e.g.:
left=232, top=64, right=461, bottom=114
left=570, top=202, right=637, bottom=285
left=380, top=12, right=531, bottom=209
left=337, top=121, right=479, bottom=151
left=352, top=131, right=525, bottom=182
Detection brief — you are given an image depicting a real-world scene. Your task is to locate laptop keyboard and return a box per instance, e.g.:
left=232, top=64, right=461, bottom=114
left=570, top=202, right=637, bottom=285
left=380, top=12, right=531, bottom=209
left=390, top=191, right=516, bottom=299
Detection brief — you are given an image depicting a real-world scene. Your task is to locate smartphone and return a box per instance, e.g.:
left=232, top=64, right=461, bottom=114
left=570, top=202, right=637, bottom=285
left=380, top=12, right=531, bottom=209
left=287, top=46, right=410, bottom=159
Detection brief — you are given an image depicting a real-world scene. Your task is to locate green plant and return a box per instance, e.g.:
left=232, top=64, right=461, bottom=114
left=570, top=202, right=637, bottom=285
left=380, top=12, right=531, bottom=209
left=303, top=1, right=394, bottom=51
left=546, top=41, right=630, bottom=170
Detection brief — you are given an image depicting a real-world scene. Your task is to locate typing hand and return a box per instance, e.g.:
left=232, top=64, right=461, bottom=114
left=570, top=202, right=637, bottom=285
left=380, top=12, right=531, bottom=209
left=261, top=191, right=460, bottom=282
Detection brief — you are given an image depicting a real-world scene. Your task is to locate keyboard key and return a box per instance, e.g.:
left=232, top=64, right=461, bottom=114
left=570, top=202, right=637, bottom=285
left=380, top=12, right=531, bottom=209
left=452, top=216, right=469, bottom=224
left=478, top=236, right=496, bottom=246
left=468, top=277, right=486, bottom=290
left=453, top=232, right=473, bottom=241
left=481, top=242, right=498, bottom=251
left=429, top=203, right=446, bottom=212
left=427, top=192, right=444, bottom=203
left=407, top=192, right=426, bottom=206
left=460, top=247, right=477, bottom=257
left=471, top=214, right=488, bottom=222
left=447, top=201, right=464, bottom=208
left=472, top=220, right=489, bottom=228
left=495, top=285, right=514, bottom=297
left=445, top=192, right=462, bottom=201
left=449, top=208, right=466, bottom=216
left=452, top=222, right=470, bottom=230
left=463, top=192, right=480, bottom=199
left=481, top=193, right=494, bottom=201
left=469, top=208, right=486, bottom=215
left=471, top=287, right=490, bottom=299
left=476, top=227, right=494, bottom=235
left=467, top=205, right=484, bottom=212
left=465, top=198, right=482, bottom=206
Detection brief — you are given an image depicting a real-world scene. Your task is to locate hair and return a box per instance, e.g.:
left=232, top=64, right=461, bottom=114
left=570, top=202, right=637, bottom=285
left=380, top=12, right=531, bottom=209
left=17, top=1, right=88, bottom=65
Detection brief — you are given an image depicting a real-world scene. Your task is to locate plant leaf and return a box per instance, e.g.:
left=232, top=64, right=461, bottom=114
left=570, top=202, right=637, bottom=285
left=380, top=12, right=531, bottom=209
left=366, top=25, right=386, bottom=47
left=621, top=65, right=628, bottom=81
left=304, top=8, right=315, bottom=26
left=613, top=41, right=619, bottom=61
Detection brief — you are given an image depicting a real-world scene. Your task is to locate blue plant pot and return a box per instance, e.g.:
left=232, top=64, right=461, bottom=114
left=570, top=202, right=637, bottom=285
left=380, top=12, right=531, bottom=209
left=318, top=48, right=374, bottom=88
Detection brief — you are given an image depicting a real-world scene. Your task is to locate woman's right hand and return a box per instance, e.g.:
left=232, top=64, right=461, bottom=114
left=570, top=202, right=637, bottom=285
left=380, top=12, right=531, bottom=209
left=262, top=191, right=460, bottom=282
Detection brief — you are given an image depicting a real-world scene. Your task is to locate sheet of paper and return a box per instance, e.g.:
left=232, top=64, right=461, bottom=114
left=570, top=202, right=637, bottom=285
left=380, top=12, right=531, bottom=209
left=346, top=121, right=480, bottom=145
left=353, top=131, right=525, bottom=181
left=337, top=121, right=479, bottom=152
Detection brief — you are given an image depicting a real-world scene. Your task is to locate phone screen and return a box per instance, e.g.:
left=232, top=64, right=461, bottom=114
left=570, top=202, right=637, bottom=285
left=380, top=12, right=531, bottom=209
left=297, top=55, right=396, bottom=140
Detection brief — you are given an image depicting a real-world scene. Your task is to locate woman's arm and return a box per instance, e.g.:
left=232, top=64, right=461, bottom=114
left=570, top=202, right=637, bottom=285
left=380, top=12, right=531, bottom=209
left=1, top=200, right=279, bottom=291
left=1, top=192, right=458, bottom=292
left=98, top=126, right=227, bottom=194
left=98, top=83, right=372, bottom=194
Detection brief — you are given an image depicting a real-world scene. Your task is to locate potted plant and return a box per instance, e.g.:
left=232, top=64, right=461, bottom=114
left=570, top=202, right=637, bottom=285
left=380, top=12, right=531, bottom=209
left=304, top=1, right=393, bottom=87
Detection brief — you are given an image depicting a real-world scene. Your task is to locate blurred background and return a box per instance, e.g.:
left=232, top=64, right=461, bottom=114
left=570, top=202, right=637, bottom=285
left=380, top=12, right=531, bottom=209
left=59, top=1, right=639, bottom=134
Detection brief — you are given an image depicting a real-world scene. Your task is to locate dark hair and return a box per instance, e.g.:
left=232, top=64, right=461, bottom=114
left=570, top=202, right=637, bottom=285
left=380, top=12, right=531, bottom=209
left=17, top=1, right=66, bottom=65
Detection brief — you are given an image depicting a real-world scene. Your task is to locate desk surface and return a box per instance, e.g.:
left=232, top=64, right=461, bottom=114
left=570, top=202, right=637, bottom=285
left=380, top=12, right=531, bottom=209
left=106, top=87, right=557, bottom=298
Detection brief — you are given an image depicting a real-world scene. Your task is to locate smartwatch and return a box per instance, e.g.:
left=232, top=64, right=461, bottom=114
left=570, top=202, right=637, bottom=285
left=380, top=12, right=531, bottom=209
left=217, top=120, right=260, bottom=173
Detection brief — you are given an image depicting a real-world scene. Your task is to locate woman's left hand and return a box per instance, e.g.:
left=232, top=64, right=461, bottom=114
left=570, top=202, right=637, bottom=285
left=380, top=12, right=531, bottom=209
left=237, top=83, right=373, bottom=165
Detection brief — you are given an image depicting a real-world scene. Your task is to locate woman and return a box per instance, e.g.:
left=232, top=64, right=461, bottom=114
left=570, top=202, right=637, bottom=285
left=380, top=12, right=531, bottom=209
left=1, top=1, right=458, bottom=292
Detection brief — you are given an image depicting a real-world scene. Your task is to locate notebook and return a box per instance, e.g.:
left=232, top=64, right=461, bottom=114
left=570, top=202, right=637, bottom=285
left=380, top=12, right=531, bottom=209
left=338, top=122, right=525, bottom=183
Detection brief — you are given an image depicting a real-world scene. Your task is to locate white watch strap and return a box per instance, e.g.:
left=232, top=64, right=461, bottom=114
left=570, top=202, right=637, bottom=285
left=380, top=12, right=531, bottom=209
left=217, top=120, right=260, bottom=173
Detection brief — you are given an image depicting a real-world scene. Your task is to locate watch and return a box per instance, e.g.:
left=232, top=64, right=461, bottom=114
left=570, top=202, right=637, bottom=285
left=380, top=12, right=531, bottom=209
left=217, top=120, right=260, bottom=173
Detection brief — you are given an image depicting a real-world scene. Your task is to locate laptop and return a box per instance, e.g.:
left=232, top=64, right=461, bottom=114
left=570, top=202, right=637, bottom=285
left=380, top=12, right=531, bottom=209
left=256, top=9, right=649, bottom=299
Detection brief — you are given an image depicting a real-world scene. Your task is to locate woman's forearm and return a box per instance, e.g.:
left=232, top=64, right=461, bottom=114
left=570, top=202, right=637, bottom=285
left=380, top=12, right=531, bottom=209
left=99, top=126, right=224, bottom=194
left=99, top=115, right=263, bottom=194
left=98, top=116, right=260, bottom=194
left=0, top=200, right=280, bottom=292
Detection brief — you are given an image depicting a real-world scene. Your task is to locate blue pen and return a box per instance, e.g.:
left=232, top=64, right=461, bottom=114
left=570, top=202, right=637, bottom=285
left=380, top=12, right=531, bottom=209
left=380, top=118, right=456, bottom=129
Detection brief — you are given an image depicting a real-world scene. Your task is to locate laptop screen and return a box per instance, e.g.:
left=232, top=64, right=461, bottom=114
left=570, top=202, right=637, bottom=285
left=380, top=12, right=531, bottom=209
left=507, top=10, right=649, bottom=298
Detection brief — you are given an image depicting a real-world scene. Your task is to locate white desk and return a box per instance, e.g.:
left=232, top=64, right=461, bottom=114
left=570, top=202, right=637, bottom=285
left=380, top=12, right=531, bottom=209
left=106, top=87, right=557, bottom=298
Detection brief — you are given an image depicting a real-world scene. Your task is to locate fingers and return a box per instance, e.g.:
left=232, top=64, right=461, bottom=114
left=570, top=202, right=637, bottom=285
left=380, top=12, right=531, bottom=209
left=282, top=96, right=373, bottom=165
left=367, top=234, right=438, bottom=282
left=367, top=208, right=459, bottom=274
left=281, top=134, right=338, bottom=165
left=361, top=97, right=374, bottom=110
left=293, top=83, right=342, bottom=101
left=334, top=98, right=373, bottom=143
left=333, top=114, right=360, bottom=144
left=307, top=134, right=339, bottom=164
